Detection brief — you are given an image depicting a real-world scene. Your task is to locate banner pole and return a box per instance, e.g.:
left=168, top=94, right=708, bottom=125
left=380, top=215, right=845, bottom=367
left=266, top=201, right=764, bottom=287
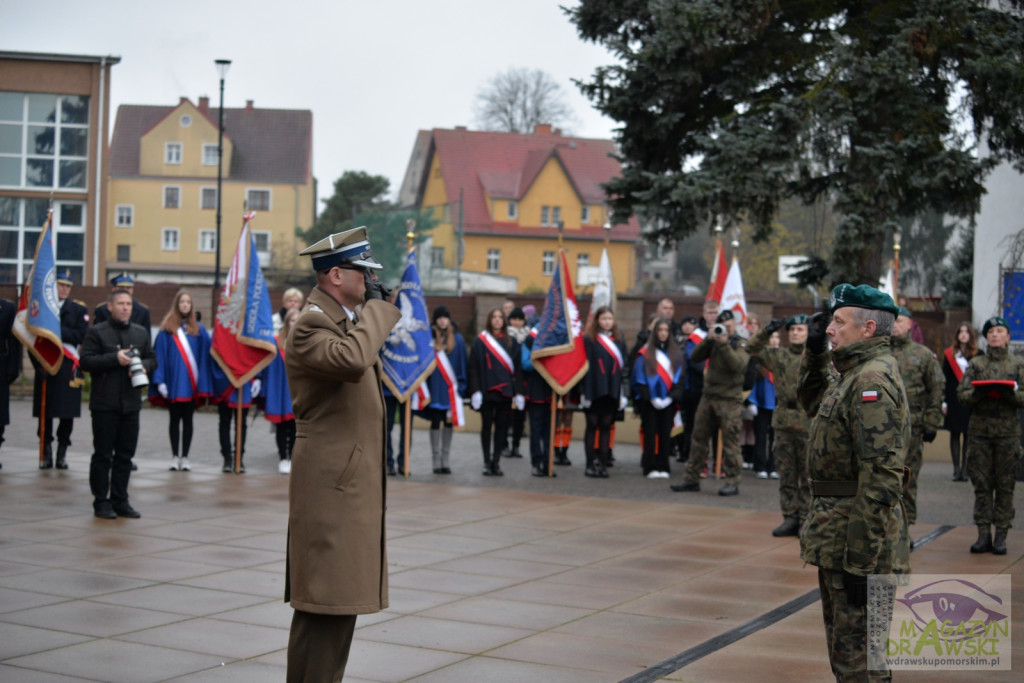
left=235, top=387, right=243, bottom=473
left=38, top=381, right=47, bottom=466
left=548, top=395, right=558, bottom=476
left=715, top=427, right=723, bottom=478
left=403, top=398, right=411, bottom=478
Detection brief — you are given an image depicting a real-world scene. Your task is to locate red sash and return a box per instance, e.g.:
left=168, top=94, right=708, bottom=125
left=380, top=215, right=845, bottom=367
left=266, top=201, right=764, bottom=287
left=479, top=331, right=514, bottom=375
left=596, top=333, right=623, bottom=370
left=173, top=327, right=199, bottom=394
left=436, top=349, right=465, bottom=426
left=944, top=347, right=966, bottom=382
left=654, top=349, right=675, bottom=390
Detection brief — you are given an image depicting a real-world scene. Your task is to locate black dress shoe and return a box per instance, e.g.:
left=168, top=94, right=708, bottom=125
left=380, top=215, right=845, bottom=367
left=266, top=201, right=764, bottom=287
left=433, top=468, right=444, bottom=474
left=387, top=465, right=397, bottom=476
left=440, top=467, right=451, bottom=474
left=94, top=505, right=117, bottom=520
left=531, top=466, right=546, bottom=477
left=39, top=458, right=53, bottom=470
left=597, top=466, right=609, bottom=479
left=772, top=520, right=800, bottom=537
left=222, top=459, right=233, bottom=473
left=130, top=461, right=138, bottom=471
left=585, top=466, right=601, bottom=478
left=112, top=504, right=141, bottom=519
left=670, top=481, right=700, bottom=492
left=482, top=468, right=493, bottom=476
left=491, top=466, right=503, bottom=476
left=718, top=483, right=739, bottom=496
left=508, top=450, right=523, bottom=458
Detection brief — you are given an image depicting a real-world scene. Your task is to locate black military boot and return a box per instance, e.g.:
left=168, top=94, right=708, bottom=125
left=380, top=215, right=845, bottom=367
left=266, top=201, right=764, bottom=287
left=772, top=519, right=800, bottom=537
left=222, top=455, right=233, bottom=473
left=481, top=452, right=493, bottom=476
left=39, top=443, right=53, bottom=470
left=55, top=442, right=69, bottom=470
left=553, top=447, right=572, bottom=466
left=970, top=525, right=992, bottom=553
left=992, top=529, right=1008, bottom=555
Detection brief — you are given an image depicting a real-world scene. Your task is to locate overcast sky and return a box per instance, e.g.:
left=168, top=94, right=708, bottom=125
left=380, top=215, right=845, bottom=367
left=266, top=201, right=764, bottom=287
left=1, top=0, right=619, bottom=210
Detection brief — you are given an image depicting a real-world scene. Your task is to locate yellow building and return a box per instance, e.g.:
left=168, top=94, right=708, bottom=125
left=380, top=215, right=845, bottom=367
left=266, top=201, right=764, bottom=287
left=0, top=51, right=119, bottom=286
left=398, top=125, right=640, bottom=294
left=108, top=96, right=314, bottom=284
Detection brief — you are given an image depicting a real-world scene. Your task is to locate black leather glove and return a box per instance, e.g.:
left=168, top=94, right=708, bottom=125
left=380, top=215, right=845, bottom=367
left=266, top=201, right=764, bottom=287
left=806, top=312, right=829, bottom=354
left=922, top=428, right=937, bottom=443
left=764, top=318, right=785, bottom=335
left=363, top=270, right=392, bottom=302
left=843, top=571, right=868, bottom=608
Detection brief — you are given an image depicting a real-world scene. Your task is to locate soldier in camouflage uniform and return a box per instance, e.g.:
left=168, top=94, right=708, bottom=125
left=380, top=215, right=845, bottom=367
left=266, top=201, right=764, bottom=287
left=671, top=310, right=749, bottom=496
left=956, top=316, right=1024, bottom=555
left=890, top=307, right=943, bottom=526
left=748, top=313, right=811, bottom=537
left=799, top=284, right=910, bottom=682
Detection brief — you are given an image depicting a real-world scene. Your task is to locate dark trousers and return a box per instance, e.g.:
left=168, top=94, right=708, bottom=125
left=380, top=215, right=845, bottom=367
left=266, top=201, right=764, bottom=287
left=383, top=394, right=408, bottom=469
left=679, top=391, right=701, bottom=462
left=276, top=419, right=296, bottom=460
left=752, top=408, right=774, bottom=473
left=480, top=398, right=511, bottom=462
left=287, top=610, right=357, bottom=683
left=218, top=403, right=248, bottom=458
left=584, top=397, right=616, bottom=468
left=507, top=408, right=525, bottom=453
left=89, top=410, right=139, bottom=509
left=639, top=401, right=673, bottom=475
left=167, top=401, right=195, bottom=457
left=40, top=417, right=74, bottom=446
left=528, top=402, right=551, bottom=467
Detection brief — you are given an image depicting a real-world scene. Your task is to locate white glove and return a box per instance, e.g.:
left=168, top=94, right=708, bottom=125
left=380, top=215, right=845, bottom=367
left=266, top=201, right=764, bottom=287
left=158, top=383, right=168, bottom=399
left=651, top=397, right=672, bottom=410
left=471, top=391, right=482, bottom=411
left=748, top=403, right=758, bottom=418
left=251, top=379, right=262, bottom=398
left=514, top=394, right=525, bottom=411
left=619, top=394, right=629, bottom=411
left=580, top=396, right=592, bottom=410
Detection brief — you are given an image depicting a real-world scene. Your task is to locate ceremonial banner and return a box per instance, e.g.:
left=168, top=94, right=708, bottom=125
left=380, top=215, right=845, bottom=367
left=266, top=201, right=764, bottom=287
left=706, top=238, right=728, bottom=303
left=210, top=212, right=276, bottom=386
left=13, top=211, right=63, bottom=375
left=590, top=247, right=616, bottom=318
left=532, top=249, right=588, bottom=394
left=381, top=249, right=436, bottom=401
left=722, top=257, right=748, bottom=327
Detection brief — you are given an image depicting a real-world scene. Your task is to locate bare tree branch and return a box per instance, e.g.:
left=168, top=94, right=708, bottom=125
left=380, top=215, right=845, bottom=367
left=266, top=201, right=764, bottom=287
left=474, top=68, right=577, bottom=134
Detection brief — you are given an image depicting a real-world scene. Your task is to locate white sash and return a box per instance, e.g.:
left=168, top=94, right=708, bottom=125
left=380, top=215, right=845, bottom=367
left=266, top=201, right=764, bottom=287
left=479, top=331, right=514, bottom=376
left=655, top=349, right=675, bottom=390
left=596, top=333, right=623, bottom=369
left=175, top=327, right=200, bottom=393
left=411, top=382, right=431, bottom=410
left=436, top=349, right=465, bottom=427
left=689, top=330, right=707, bottom=344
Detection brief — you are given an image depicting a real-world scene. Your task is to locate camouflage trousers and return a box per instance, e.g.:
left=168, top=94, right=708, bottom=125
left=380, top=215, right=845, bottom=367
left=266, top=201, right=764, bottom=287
left=818, top=568, right=893, bottom=682
left=967, top=433, right=1022, bottom=530
left=774, top=430, right=809, bottom=524
left=683, top=398, right=742, bottom=485
left=903, top=430, right=924, bottom=525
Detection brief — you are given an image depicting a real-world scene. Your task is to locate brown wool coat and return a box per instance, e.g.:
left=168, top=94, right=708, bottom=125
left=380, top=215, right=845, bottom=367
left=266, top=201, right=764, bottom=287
left=283, top=287, right=400, bottom=615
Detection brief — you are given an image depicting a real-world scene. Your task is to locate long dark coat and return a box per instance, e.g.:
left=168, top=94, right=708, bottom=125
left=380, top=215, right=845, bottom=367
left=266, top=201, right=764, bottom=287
left=283, top=287, right=400, bottom=615
left=0, top=299, right=22, bottom=426
left=32, top=298, right=89, bottom=419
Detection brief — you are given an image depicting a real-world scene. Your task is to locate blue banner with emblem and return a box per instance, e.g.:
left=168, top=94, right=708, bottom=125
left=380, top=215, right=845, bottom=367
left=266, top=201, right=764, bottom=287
left=13, top=210, right=63, bottom=375
left=380, top=250, right=436, bottom=401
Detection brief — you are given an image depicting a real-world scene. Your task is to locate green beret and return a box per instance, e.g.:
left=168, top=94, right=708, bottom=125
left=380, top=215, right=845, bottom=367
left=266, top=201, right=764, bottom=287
left=981, top=316, right=1010, bottom=337
left=896, top=306, right=912, bottom=319
left=828, top=283, right=899, bottom=316
left=786, top=314, right=809, bottom=329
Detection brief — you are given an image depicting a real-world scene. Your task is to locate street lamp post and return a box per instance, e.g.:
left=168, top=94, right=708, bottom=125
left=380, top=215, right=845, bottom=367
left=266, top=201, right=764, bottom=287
left=213, top=59, right=231, bottom=306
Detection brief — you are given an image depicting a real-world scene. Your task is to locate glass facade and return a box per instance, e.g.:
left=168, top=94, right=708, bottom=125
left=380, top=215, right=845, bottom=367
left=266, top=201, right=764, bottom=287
left=0, top=92, right=89, bottom=191
left=0, top=196, right=86, bottom=284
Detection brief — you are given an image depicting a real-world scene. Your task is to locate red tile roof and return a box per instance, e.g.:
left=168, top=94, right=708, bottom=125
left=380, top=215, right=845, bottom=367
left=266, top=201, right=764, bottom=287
left=417, top=127, right=640, bottom=239
left=109, top=100, right=312, bottom=185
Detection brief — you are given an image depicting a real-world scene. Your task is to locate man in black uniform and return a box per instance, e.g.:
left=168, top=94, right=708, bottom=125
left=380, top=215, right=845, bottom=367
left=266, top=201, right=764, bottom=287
left=32, top=269, right=89, bottom=469
left=0, top=298, right=21, bottom=470
left=93, top=272, right=151, bottom=330
left=80, top=290, right=156, bottom=519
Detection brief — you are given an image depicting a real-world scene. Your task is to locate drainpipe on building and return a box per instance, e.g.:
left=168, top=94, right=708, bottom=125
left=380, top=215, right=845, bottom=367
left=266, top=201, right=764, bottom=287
left=92, top=56, right=107, bottom=286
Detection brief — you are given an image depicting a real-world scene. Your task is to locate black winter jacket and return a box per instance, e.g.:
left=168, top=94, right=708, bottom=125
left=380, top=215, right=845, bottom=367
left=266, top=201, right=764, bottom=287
left=80, top=319, right=156, bottom=413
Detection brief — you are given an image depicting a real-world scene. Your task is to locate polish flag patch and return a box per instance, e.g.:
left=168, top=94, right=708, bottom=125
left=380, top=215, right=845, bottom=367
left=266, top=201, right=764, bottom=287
left=862, top=390, right=879, bottom=402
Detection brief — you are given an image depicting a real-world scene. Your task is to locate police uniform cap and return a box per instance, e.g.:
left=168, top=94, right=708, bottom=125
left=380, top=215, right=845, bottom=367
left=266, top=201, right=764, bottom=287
left=110, top=272, right=134, bottom=288
left=56, top=269, right=74, bottom=285
left=786, top=313, right=809, bottom=329
left=896, top=306, right=913, bottom=319
left=828, top=283, right=899, bottom=316
left=981, top=316, right=1010, bottom=337
left=299, top=226, right=382, bottom=271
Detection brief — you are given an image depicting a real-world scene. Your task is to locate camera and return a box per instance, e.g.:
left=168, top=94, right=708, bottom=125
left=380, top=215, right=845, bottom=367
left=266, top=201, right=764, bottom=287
left=712, top=323, right=727, bottom=337
left=128, top=349, right=149, bottom=388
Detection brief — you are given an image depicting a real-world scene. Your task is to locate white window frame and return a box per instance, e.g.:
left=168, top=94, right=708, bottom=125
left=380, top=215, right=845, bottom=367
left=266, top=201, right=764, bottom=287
left=507, top=201, right=517, bottom=220
left=115, top=204, right=134, bottom=227
left=431, top=246, right=444, bottom=267
left=581, top=205, right=591, bottom=223
left=542, top=251, right=555, bottom=275
left=541, top=206, right=550, bottom=227
left=198, top=229, right=217, bottom=253
left=200, top=186, right=217, bottom=210
left=577, top=253, right=590, bottom=268
left=165, top=142, right=182, bottom=165
left=202, top=143, right=218, bottom=166
left=0, top=92, right=90, bottom=192
left=246, top=188, right=272, bottom=212
left=252, top=230, right=271, bottom=253
left=161, top=228, right=180, bottom=252
left=163, top=185, right=181, bottom=209
left=552, top=206, right=562, bottom=226
left=487, top=248, right=500, bottom=274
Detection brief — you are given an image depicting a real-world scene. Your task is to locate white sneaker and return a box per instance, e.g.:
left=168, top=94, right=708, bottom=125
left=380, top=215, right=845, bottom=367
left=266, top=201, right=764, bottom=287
left=742, top=462, right=754, bottom=470
left=278, top=459, right=291, bottom=475
left=770, top=471, right=779, bottom=479
left=660, top=471, right=671, bottom=479
left=180, top=457, right=190, bottom=472
left=168, top=457, right=180, bottom=471
left=646, top=471, right=661, bottom=480
left=756, top=471, right=769, bottom=479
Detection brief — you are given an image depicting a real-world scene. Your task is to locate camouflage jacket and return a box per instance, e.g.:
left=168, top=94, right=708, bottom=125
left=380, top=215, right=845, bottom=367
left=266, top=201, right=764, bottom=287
left=890, top=335, right=943, bottom=432
left=956, top=345, right=1024, bottom=438
left=798, top=336, right=911, bottom=576
left=690, top=333, right=749, bottom=402
left=747, top=329, right=808, bottom=433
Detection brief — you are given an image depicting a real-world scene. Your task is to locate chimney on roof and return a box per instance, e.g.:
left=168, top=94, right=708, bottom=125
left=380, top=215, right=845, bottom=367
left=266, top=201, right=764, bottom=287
left=534, top=123, right=553, bottom=136
left=455, top=125, right=467, bottom=131
left=198, top=96, right=209, bottom=114
left=179, top=97, right=189, bottom=105
left=245, top=100, right=254, bottom=111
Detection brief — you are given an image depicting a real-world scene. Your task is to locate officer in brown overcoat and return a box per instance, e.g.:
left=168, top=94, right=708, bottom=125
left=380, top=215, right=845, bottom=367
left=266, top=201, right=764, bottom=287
left=283, top=227, right=400, bottom=681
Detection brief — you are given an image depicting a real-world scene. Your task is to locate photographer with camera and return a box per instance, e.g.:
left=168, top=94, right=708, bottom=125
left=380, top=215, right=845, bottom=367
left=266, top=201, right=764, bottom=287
left=79, top=289, right=156, bottom=520
left=671, top=309, right=750, bottom=496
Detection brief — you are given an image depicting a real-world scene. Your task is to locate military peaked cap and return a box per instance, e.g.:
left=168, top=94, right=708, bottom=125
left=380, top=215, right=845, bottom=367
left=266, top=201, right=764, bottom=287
left=299, top=226, right=382, bottom=271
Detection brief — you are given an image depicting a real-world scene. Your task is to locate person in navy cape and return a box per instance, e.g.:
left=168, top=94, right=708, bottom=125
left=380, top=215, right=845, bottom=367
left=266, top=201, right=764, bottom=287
left=581, top=306, right=629, bottom=478
left=632, top=318, right=684, bottom=478
left=0, top=298, right=21, bottom=471
left=259, top=308, right=298, bottom=474
left=418, top=305, right=467, bottom=474
left=150, top=290, right=213, bottom=472
left=468, top=308, right=523, bottom=476
left=212, top=360, right=260, bottom=473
